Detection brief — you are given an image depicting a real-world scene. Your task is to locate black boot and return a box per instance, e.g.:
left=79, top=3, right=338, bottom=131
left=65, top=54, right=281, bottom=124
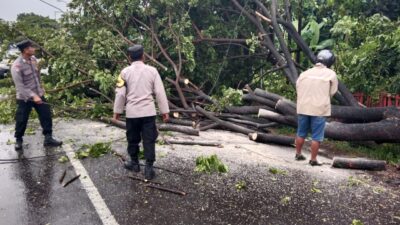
left=44, top=135, right=63, bottom=147
left=144, top=162, right=156, bottom=180
left=15, top=139, right=23, bottom=151
left=124, top=159, right=140, bottom=172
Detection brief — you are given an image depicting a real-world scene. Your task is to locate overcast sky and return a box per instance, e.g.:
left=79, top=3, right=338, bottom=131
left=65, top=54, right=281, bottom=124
left=0, top=0, right=70, bottom=21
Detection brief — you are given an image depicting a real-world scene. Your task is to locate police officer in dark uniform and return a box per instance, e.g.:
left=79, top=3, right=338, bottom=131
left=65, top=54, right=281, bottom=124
left=11, top=40, right=62, bottom=151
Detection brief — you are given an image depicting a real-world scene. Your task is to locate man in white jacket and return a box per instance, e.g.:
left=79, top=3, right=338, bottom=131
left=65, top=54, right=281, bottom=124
left=295, top=50, right=338, bottom=166
left=113, top=44, right=169, bottom=180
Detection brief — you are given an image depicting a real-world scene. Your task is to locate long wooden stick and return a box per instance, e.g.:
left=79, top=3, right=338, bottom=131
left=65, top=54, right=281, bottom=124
left=165, top=139, right=223, bottom=147
left=145, top=184, right=187, bottom=196
left=59, top=169, right=67, bottom=184
left=127, top=175, right=163, bottom=185
left=63, top=174, right=81, bottom=187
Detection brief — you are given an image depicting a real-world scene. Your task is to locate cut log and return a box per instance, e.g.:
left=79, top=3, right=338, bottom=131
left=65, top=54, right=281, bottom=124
left=224, top=118, right=272, bottom=131
left=158, top=124, right=200, bottom=136
left=242, top=93, right=276, bottom=108
left=258, top=109, right=297, bottom=126
left=249, top=133, right=295, bottom=146
left=218, top=113, right=271, bottom=124
left=225, top=105, right=275, bottom=114
left=167, top=118, right=195, bottom=127
left=331, top=106, right=400, bottom=122
left=196, top=106, right=255, bottom=135
left=165, top=139, right=223, bottom=147
left=332, top=157, right=386, bottom=171
left=325, top=119, right=400, bottom=143
left=100, top=118, right=199, bottom=136
left=254, top=88, right=283, bottom=102
left=256, top=91, right=400, bottom=122
left=275, top=99, right=297, bottom=116
left=199, top=122, right=220, bottom=131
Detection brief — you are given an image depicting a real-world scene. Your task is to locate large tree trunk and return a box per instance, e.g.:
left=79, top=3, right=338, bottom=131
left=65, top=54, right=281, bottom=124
left=325, top=119, right=400, bottom=143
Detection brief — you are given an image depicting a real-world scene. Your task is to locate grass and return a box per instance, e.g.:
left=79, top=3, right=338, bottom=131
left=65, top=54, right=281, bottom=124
left=330, top=141, right=400, bottom=164
left=273, top=125, right=296, bottom=136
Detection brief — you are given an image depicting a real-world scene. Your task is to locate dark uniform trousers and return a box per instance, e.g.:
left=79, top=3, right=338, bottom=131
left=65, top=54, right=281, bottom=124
left=15, top=96, right=52, bottom=141
left=126, top=116, right=158, bottom=163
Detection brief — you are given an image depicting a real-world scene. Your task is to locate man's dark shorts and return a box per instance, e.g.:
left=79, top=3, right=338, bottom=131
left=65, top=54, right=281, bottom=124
left=296, top=114, right=326, bottom=142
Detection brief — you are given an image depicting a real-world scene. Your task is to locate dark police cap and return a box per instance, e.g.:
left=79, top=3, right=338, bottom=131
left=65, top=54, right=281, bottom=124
left=16, top=39, right=33, bottom=52
left=127, top=44, right=144, bottom=58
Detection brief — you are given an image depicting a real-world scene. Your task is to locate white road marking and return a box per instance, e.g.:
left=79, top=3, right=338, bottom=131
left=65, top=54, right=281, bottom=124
left=64, top=144, right=119, bottom=225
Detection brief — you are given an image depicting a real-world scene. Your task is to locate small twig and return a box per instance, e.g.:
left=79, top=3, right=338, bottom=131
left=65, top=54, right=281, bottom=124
left=127, top=175, right=163, bottom=185
left=145, top=184, right=187, bottom=196
left=88, top=87, right=114, bottom=104
left=59, top=169, right=67, bottom=184
left=138, top=163, right=185, bottom=176
left=63, top=174, right=81, bottom=187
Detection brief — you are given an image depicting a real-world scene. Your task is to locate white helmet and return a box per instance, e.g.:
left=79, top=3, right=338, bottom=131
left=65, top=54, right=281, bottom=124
left=316, top=49, right=335, bottom=68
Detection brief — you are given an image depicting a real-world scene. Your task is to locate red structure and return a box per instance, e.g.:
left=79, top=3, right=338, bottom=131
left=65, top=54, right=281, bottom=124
left=352, top=92, right=400, bottom=107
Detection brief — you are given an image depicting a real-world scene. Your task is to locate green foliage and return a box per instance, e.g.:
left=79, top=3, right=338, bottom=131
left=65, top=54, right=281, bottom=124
left=195, top=154, right=228, bottom=174
left=0, top=79, right=16, bottom=124
left=245, top=33, right=260, bottom=54
left=207, top=86, right=242, bottom=112
left=256, top=72, right=296, bottom=101
left=75, top=142, right=112, bottom=159
left=274, top=126, right=296, bottom=136
left=268, top=167, right=287, bottom=175
left=0, top=98, right=16, bottom=124
left=347, top=176, right=366, bottom=187
left=311, top=180, right=322, bottom=193
left=88, top=103, right=113, bottom=119
left=351, top=219, right=364, bottom=225
left=235, top=181, right=246, bottom=191
left=280, top=196, right=291, bottom=206
left=332, top=14, right=400, bottom=94
left=58, top=155, right=69, bottom=163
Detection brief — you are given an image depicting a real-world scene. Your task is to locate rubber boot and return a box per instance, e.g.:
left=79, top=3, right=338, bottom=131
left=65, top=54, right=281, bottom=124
left=144, top=161, right=156, bottom=180
left=44, top=135, right=63, bottom=147
left=124, top=158, right=140, bottom=172
left=15, top=139, right=23, bottom=151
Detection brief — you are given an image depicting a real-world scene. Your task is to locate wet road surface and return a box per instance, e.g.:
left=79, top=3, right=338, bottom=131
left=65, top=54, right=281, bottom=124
left=1, top=119, right=399, bottom=225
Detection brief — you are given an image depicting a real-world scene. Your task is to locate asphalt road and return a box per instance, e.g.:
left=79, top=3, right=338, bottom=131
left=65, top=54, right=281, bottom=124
left=0, top=119, right=399, bottom=225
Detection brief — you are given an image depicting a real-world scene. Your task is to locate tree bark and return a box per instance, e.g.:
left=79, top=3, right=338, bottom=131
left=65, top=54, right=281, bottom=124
left=332, top=157, right=386, bottom=171
left=167, top=118, right=195, bottom=127
left=196, top=106, right=255, bottom=135
left=165, top=139, right=223, bottom=147
left=225, top=105, right=275, bottom=114
left=242, top=93, right=276, bottom=108
left=100, top=118, right=199, bottom=136
left=249, top=133, right=295, bottom=146
left=258, top=109, right=297, bottom=126
left=325, top=119, right=400, bottom=143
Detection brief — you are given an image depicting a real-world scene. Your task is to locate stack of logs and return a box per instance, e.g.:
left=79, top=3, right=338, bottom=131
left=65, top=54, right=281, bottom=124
left=105, top=79, right=400, bottom=147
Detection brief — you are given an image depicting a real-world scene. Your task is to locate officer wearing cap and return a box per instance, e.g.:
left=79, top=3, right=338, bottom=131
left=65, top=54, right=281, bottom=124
left=11, top=39, right=62, bottom=151
left=113, top=44, right=170, bottom=180
left=294, top=49, right=338, bottom=166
